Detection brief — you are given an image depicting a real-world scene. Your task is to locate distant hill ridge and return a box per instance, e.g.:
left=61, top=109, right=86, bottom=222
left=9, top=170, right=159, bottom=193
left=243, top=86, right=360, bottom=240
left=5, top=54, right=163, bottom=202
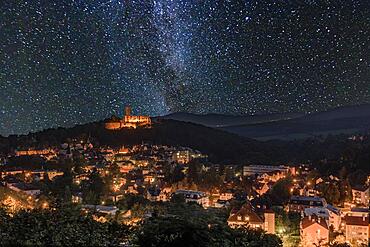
left=160, top=112, right=303, bottom=127
left=161, top=104, right=370, bottom=140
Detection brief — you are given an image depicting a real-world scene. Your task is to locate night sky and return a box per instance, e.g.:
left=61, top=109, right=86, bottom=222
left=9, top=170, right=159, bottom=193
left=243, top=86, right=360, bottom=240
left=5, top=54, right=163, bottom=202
left=1, top=0, right=369, bottom=136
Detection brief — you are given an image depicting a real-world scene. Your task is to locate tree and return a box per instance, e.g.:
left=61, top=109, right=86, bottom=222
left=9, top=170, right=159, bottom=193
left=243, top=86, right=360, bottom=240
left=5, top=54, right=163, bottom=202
left=135, top=215, right=282, bottom=247
left=0, top=207, right=129, bottom=246
left=171, top=164, right=185, bottom=183
left=116, top=194, right=149, bottom=211
left=48, top=171, right=74, bottom=203
left=135, top=216, right=212, bottom=247
left=72, top=156, right=85, bottom=174
left=338, top=179, right=352, bottom=204
left=170, top=193, right=186, bottom=204
left=187, top=160, right=202, bottom=184
left=321, top=183, right=340, bottom=205
left=109, top=162, right=121, bottom=178
left=348, top=170, right=367, bottom=187
left=269, top=178, right=293, bottom=205
left=81, top=169, right=107, bottom=204
left=338, top=166, right=348, bottom=179
left=201, top=167, right=222, bottom=191
left=307, top=170, right=320, bottom=183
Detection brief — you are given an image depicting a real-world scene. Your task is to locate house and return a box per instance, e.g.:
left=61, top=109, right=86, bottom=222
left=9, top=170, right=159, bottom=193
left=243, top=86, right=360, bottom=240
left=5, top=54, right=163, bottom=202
left=326, top=204, right=341, bottom=231
left=107, top=193, right=124, bottom=202
left=81, top=205, right=119, bottom=222
left=174, top=190, right=209, bottom=208
left=219, top=191, right=234, bottom=201
left=300, top=215, right=329, bottom=247
left=254, top=182, right=269, bottom=196
left=352, top=186, right=369, bottom=206
left=158, top=187, right=172, bottom=202
left=304, top=207, right=329, bottom=220
left=344, top=213, right=369, bottom=245
left=72, top=193, right=83, bottom=204
left=214, top=199, right=230, bottom=208
left=119, top=163, right=135, bottom=173
left=143, top=174, right=155, bottom=184
left=82, top=205, right=119, bottom=215
left=33, top=170, right=64, bottom=180
left=243, top=165, right=293, bottom=177
left=172, top=150, right=191, bottom=164
left=288, top=196, right=327, bottom=212
left=303, top=204, right=341, bottom=231
left=302, top=187, right=319, bottom=197
left=227, top=203, right=275, bottom=234
left=7, top=182, right=41, bottom=196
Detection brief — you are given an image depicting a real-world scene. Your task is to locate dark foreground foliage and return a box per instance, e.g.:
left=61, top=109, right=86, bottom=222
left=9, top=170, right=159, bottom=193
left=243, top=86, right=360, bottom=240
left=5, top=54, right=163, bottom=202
left=0, top=207, right=128, bottom=246
left=0, top=205, right=282, bottom=247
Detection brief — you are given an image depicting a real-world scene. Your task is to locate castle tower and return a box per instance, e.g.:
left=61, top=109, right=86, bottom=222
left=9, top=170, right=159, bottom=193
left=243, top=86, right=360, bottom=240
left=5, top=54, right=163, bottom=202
left=125, top=106, right=131, bottom=116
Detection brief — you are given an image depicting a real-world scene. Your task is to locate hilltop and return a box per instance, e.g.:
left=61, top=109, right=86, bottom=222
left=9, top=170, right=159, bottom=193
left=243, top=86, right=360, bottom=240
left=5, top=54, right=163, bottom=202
left=0, top=119, right=283, bottom=165
left=1, top=117, right=370, bottom=173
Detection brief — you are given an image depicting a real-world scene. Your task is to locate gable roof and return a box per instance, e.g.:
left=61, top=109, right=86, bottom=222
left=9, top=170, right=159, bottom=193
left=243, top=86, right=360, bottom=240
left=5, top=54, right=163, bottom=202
left=301, top=215, right=328, bottom=230
left=228, top=203, right=264, bottom=224
left=352, top=186, right=369, bottom=192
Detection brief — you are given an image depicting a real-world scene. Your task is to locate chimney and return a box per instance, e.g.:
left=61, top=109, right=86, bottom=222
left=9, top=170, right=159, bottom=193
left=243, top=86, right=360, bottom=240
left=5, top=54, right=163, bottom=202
left=318, top=217, right=321, bottom=223
left=308, top=215, right=311, bottom=221
left=363, top=215, right=366, bottom=221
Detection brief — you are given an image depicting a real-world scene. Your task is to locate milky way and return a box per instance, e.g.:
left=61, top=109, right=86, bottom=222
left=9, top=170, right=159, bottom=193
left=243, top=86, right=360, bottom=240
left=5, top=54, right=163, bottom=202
left=1, top=0, right=369, bottom=136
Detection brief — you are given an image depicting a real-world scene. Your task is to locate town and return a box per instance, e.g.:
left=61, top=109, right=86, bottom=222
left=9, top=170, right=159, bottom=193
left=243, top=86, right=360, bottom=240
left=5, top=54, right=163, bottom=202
left=0, top=122, right=369, bottom=246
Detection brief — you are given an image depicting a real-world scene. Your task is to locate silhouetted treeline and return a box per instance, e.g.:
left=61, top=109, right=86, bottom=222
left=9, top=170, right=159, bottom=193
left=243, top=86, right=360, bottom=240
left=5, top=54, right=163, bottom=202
left=1, top=119, right=370, bottom=173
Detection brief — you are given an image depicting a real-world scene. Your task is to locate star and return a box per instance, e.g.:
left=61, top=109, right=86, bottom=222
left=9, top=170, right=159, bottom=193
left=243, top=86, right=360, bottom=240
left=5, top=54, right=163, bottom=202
left=0, top=0, right=369, bottom=136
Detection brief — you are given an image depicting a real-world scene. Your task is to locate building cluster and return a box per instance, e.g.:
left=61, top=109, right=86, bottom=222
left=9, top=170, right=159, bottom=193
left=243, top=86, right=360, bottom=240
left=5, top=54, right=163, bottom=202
left=285, top=171, right=370, bottom=247
left=289, top=195, right=369, bottom=247
left=244, top=165, right=296, bottom=196
left=0, top=139, right=209, bottom=212
left=0, top=135, right=369, bottom=246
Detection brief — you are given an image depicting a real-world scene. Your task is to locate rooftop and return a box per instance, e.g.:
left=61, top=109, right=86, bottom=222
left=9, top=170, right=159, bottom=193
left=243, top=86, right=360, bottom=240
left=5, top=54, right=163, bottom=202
left=301, top=215, right=328, bottom=230
left=290, top=196, right=324, bottom=202
left=344, top=215, right=369, bottom=226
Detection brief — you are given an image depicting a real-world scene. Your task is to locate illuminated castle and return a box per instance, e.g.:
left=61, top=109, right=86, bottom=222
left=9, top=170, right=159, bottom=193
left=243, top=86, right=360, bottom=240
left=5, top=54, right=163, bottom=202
left=105, top=106, right=151, bottom=130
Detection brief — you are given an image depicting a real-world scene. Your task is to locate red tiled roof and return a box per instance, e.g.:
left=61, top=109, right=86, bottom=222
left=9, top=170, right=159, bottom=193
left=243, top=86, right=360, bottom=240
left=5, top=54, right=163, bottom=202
left=301, top=215, right=328, bottom=230
left=344, top=215, right=369, bottom=226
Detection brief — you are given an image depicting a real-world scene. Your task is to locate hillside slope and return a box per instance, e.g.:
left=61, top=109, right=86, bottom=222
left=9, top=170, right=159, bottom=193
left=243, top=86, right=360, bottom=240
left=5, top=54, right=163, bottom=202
left=0, top=119, right=283, bottom=165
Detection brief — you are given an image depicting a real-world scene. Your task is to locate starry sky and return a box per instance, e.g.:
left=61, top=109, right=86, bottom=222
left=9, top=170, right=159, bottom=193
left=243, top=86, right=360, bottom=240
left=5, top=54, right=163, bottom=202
left=1, top=0, right=369, bottom=136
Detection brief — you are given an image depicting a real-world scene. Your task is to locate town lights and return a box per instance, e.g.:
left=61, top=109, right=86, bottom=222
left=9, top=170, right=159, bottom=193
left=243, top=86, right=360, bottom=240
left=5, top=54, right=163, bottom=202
left=113, top=184, right=120, bottom=192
